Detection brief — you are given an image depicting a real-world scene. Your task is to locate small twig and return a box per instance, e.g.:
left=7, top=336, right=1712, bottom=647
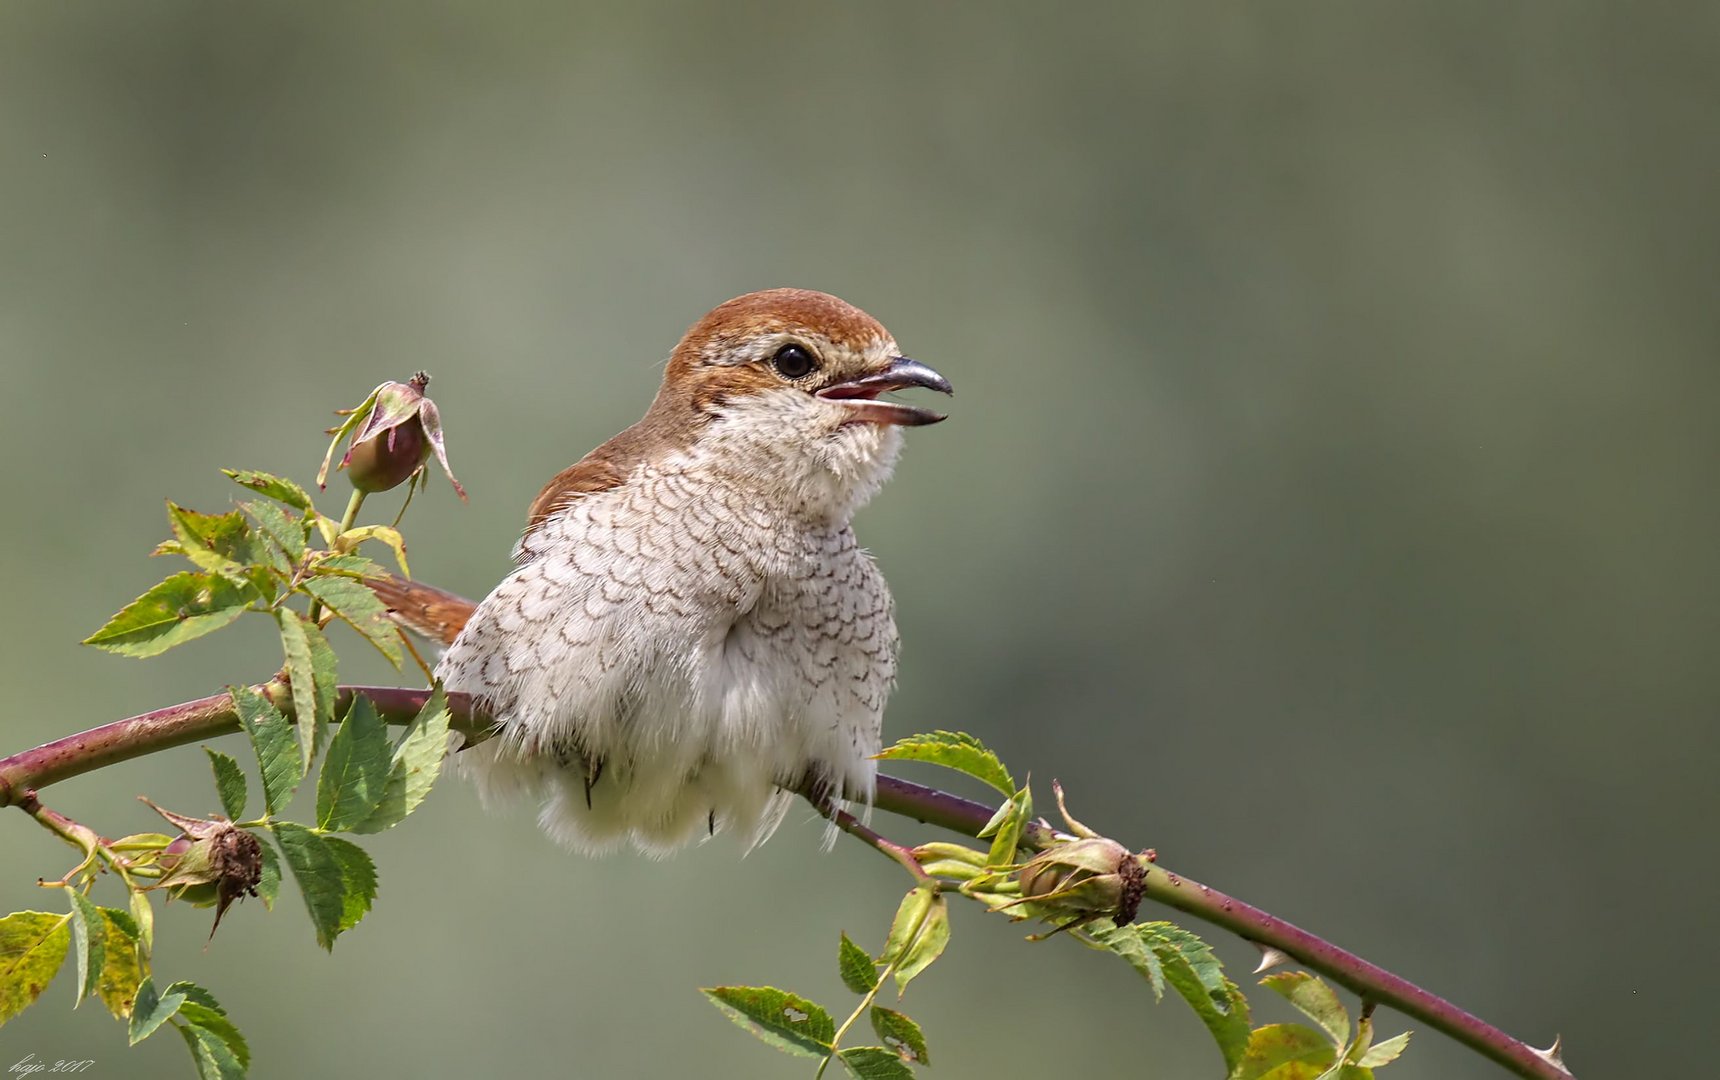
left=308, top=489, right=367, bottom=624
left=819, top=803, right=932, bottom=885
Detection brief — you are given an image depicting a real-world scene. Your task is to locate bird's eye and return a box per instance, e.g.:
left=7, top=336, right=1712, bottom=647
left=771, top=344, right=818, bottom=380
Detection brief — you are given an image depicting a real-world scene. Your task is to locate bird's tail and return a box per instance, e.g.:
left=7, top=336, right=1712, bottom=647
left=365, top=574, right=477, bottom=648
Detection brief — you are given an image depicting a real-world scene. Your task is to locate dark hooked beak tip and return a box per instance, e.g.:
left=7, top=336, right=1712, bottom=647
left=880, top=357, right=954, bottom=397
left=816, top=357, right=954, bottom=427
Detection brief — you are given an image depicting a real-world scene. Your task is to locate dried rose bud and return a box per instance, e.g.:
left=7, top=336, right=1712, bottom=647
left=142, top=799, right=264, bottom=937
left=318, top=372, right=465, bottom=499
left=1016, top=836, right=1147, bottom=927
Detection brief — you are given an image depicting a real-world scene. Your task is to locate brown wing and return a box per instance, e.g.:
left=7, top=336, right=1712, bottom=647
left=521, top=384, right=704, bottom=540
left=371, top=398, right=691, bottom=646
left=366, top=575, right=478, bottom=647
left=524, top=454, right=629, bottom=535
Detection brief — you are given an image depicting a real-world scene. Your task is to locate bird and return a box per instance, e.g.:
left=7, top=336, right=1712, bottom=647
left=370, top=288, right=951, bottom=855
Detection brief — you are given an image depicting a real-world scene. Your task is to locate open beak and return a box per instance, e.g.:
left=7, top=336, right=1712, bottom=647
left=816, top=357, right=954, bottom=427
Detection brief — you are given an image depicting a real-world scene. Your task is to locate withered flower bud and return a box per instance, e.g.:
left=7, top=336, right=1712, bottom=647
left=1016, top=836, right=1148, bottom=928
left=318, top=372, right=466, bottom=499
left=142, top=799, right=264, bottom=938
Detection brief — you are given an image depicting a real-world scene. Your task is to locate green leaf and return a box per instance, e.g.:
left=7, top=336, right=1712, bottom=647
left=1263, top=971, right=1350, bottom=1049
left=0, top=911, right=70, bottom=1026
left=94, top=908, right=142, bottom=1020
left=255, top=836, right=282, bottom=911
left=316, top=694, right=393, bottom=831
left=1092, top=920, right=1249, bottom=1070
left=300, top=575, right=402, bottom=665
left=838, top=931, right=880, bottom=995
left=162, top=980, right=224, bottom=1013
left=165, top=503, right=263, bottom=582
left=1356, top=1032, right=1410, bottom=1069
left=270, top=823, right=346, bottom=950
left=882, top=886, right=934, bottom=968
left=1087, top=918, right=1164, bottom=999
left=66, top=890, right=105, bottom=1007
left=129, top=889, right=154, bottom=957
left=204, top=748, right=248, bottom=822
left=277, top=609, right=323, bottom=767
left=224, top=468, right=313, bottom=512
left=313, top=552, right=389, bottom=579
left=974, top=797, right=1013, bottom=839
left=110, top=832, right=175, bottom=850
left=1231, top=1023, right=1339, bottom=1080
left=869, top=1007, right=929, bottom=1066
left=83, top=571, right=253, bottom=657
left=1142, top=922, right=1251, bottom=1071
left=883, top=887, right=950, bottom=994
left=986, top=786, right=1031, bottom=869
left=128, top=976, right=186, bottom=1044
left=178, top=1021, right=247, bottom=1080
left=231, top=685, right=303, bottom=816
left=244, top=498, right=308, bottom=564
left=318, top=385, right=382, bottom=489
left=350, top=685, right=452, bottom=833
left=322, top=836, right=377, bottom=935
left=304, top=616, right=339, bottom=731
left=876, top=731, right=1013, bottom=796
left=702, top=986, right=834, bottom=1058
left=177, top=990, right=250, bottom=1070
left=838, top=1047, right=916, bottom=1080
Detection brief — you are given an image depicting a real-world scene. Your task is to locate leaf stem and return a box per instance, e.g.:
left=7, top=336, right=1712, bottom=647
left=819, top=948, right=904, bottom=1079
left=18, top=790, right=155, bottom=891
left=307, top=489, right=367, bottom=624
left=822, top=803, right=933, bottom=885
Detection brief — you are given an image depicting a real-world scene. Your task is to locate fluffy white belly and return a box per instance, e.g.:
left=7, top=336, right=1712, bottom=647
left=436, top=468, right=897, bottom=854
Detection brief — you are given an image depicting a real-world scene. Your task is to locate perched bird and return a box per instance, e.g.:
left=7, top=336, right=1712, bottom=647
left=373, top=289, right=950, bottom=854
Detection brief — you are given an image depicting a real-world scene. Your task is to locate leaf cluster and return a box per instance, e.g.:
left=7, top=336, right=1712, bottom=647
left=704, top=890, right=945, bottom=1080
left=85, top=471, right=415, bottom=710
left=3, top=466, right=453, bottom=1079
left=709, top=731, right=1412, bottom=1079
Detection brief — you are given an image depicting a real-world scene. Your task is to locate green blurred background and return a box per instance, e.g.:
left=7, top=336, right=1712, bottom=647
left=2, top=3, right=1714, bottom=1077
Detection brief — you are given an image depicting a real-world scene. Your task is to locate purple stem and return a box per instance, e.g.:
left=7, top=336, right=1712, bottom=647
left=872, top=775, right=1569, bottom=1080
left=0, top=687, right=1570, bottom=1080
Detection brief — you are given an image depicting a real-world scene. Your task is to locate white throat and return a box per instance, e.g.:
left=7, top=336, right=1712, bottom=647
left=695, top=389, right=905, bottom=525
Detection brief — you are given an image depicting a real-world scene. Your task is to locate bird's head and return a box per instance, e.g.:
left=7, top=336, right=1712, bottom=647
left=656, top=288, right=953, bottom=519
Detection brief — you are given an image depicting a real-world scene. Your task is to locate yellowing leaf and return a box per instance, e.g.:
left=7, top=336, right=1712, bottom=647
left=0, top=911, right=70, bottom=1026
left=1232, top=1023, right=1339, bottom=1080
left=94, top=908, right=142, bottom=1020
left=1263, top=971, right=1350, bottom=1049
left=339, top=524, right=411, bottom=577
